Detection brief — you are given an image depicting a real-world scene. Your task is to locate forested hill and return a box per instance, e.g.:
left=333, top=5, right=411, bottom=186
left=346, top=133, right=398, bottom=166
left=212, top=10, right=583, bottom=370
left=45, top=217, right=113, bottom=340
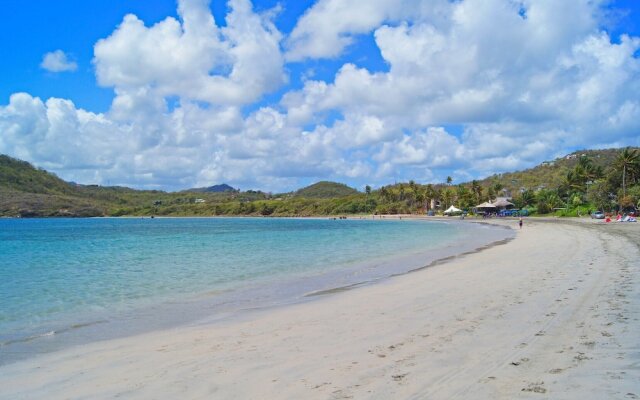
left=0, top=155, right=76, bottom=195
left=1, top=147, right=638, bottom=217
left=0, top=155, right=106, bottom=217
left=476, top=148, right=639, bottom=195
left=293, top=181, right=359, bottom=198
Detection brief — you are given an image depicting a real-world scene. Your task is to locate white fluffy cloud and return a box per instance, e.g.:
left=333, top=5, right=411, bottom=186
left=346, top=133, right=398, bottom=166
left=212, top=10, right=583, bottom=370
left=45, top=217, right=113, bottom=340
left=40, top=50, right=78, bottom=72
left=94, top=0, right=285, bottom=106
left=2, top=0, right=640, bottom=191
left=281, top=0, right=640, bottom=181
left=285, top=0, right=454, bottom=61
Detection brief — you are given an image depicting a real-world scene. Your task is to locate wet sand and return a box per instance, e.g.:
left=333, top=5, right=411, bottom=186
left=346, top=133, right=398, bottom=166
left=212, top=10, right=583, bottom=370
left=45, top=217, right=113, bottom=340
left=0, top=218, right=638, bottom=399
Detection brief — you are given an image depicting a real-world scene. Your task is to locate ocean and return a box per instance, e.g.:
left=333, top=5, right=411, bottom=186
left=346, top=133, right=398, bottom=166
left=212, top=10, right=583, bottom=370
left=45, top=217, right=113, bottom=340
left=0, top=217, right=512, bottom=364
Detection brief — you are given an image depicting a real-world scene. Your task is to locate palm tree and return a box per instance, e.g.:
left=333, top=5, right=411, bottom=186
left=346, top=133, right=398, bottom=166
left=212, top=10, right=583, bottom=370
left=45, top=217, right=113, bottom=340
left=408, top=180, right=419, bottom=207
left=424, top=184, right=436, bottom=211
left=456, top=185, right=472, bottom=209
left=470, top=180, right=482, bottom=204
left=487, top=186, right=496, bottom=202
left=415, top=190, right=425, bottom=212
left=536, top=189, right=563, bottom=214
left=518, top=189, right=535, bottom=208
left=564, top=170, right=584, bottom=193
left=614, top=148, right=639, bottom=198
left=379, top=186, right=390, bottom=203
left=574, top=156, right=603, bottom=187
left=441, top=188, right=454, bottom=209
left=492, top=181, right=504, bottom=199
left=446, top=176, right=453, bottom=185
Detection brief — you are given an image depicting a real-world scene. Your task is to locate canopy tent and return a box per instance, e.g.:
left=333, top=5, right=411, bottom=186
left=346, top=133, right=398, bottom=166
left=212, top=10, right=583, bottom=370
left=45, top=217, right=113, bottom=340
left=492, top=199, right=515, bottom=209
left=443, top=205, right=462, bottom=215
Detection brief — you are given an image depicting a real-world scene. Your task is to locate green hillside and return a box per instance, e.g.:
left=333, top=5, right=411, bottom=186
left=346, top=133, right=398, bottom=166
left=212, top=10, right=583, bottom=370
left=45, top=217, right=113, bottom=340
left=293, top=181, right=359, bottom=198
left=1, top=147, right=638, bottom=217
left=476, top=148, right=633, bottom=195
left=0, top=155, right=106, bottom=216
left=0, top=155, right=75, bottom=195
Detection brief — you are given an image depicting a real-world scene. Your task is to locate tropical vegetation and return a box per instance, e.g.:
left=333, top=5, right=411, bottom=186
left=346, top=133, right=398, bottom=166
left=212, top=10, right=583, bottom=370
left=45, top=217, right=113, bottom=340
left=1, top=147, right=639, bottom=218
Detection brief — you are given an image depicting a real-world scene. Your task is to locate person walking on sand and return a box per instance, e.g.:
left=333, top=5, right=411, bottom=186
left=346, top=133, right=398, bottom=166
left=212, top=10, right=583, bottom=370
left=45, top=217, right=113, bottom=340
left=519, top=217, right=523, bottom=229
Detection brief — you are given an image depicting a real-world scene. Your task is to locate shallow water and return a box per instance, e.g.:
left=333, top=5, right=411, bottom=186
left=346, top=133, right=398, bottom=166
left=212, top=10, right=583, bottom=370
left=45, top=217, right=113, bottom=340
left=0, top=217, right=512, bottom=364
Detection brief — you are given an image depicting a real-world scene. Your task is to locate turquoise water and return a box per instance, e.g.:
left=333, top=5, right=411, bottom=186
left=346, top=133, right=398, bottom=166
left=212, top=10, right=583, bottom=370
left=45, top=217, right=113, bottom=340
left=0, top=217, right=510, bottom=364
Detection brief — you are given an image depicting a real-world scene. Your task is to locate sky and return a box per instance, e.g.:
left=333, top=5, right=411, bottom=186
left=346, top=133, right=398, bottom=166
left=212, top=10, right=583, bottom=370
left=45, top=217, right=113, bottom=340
left=1, top=0, right=639, bottom=192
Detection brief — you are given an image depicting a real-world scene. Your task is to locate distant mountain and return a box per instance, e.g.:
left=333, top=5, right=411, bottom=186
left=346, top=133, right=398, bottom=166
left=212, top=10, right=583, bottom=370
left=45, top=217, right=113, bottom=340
left=185, top=183, right=237, bottom=193
left=294, top=181, right=359, bottom=198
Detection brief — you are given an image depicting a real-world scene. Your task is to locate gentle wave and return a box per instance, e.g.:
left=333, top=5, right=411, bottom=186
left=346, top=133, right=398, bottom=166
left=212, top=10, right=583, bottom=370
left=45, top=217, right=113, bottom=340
left=1, top=320, right=108, bottom=348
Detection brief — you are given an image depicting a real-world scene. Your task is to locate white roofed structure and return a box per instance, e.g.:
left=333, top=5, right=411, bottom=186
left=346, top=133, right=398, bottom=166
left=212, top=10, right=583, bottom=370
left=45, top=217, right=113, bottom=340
left=443, top=205, right=462, bottom=215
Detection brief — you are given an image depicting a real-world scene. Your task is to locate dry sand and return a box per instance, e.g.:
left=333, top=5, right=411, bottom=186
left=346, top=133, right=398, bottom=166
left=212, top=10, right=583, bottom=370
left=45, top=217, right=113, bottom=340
left=0, top=218, right=638, bottom=399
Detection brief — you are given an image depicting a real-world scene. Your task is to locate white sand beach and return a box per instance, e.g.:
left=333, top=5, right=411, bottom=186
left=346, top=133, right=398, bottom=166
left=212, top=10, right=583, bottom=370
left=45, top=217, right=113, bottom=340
left=1, top=219, right=638, bottom=399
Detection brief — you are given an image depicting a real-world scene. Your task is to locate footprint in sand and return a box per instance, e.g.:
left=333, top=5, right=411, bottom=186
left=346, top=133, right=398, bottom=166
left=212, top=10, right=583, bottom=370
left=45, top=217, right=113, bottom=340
left=574, top=352, right=591, bottom=361
left=522, top=382, right=547, bottom=394
left=392, top=373, right=408, bottom=382
left=312, top=382, right=331, bottom=389
left=549, top=368, right=564, bottom=374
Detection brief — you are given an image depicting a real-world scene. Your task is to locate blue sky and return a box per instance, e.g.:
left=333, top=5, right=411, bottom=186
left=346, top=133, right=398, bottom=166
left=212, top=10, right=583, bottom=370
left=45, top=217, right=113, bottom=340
left=1, top=0, right=639, bottom=191
left=0, top=0, right=387, bottom=113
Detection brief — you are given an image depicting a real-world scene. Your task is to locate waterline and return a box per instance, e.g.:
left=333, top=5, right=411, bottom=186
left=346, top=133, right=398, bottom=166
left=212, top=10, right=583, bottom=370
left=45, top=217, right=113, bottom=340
left=0, top=217, right=513, bottom=365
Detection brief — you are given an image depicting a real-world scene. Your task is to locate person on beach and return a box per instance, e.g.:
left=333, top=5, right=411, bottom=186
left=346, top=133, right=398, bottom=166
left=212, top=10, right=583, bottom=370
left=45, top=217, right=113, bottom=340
left=519, top=217, right=523, bottom=229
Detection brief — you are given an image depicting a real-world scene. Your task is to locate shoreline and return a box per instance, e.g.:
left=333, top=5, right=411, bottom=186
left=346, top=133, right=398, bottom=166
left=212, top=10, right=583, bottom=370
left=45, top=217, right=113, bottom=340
left=0, top=218, right=512, bottom=367
left=1, top=219, right=638, bottom=399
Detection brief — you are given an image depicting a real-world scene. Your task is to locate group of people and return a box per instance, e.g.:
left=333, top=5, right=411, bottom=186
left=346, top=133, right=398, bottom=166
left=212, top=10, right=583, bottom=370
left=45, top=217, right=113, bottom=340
left=605, top=212, right=637, bottom=223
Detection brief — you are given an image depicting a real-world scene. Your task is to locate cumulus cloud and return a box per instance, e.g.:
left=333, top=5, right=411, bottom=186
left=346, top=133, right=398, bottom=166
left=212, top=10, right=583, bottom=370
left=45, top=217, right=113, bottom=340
left=281, top=0, right=640, bottom=181
left=2, top=0, right=640, bottom=191
left=285, top=0, right=454, bottom=61
left=93, top=0, right=285, bottom=106
left=40, top=50, right=78, bottom=72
